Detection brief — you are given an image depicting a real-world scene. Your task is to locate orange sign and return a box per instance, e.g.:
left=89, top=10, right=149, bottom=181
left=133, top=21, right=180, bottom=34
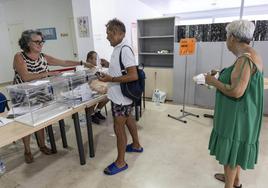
left=179, top=38, right=196, bottom=56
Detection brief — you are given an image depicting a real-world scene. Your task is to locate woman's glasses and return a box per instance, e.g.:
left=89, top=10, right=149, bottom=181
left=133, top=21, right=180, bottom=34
left=31, top=40, right=45, bottom=45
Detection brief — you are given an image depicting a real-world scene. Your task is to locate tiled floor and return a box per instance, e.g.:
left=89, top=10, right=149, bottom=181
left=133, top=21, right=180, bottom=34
left=0, top=102, right=267, bottom=188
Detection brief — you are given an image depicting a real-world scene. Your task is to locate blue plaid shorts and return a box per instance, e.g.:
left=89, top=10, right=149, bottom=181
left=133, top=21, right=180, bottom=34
left=111, top=102, right=133, bottom=117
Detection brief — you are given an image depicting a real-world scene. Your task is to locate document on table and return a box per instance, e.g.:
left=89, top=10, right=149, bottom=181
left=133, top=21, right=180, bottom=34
left=0, top=117, right=14, bottom=127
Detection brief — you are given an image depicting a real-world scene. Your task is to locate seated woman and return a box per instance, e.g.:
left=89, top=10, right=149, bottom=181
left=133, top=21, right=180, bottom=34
left=86, top=51, right=109, bottom=124
left=14, top=29, right=91, bottom=163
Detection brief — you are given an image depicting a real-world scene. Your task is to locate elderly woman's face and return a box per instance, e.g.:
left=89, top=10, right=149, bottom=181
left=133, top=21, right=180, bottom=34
left=28, top=34, right=44, bottom=53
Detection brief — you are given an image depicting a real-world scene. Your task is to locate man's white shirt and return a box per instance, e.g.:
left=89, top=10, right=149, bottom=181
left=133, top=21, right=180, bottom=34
left=107, top=38, right=138, bottom=105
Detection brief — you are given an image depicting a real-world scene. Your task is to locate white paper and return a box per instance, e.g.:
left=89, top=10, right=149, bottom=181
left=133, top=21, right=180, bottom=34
left=96, top=67, right=108, bottom=74
left=193, top=72, right=219, bottom=86
left=0, top=117, right=14, bottom=126
left=61, top=83, right=92, bottom=101
left=62, top=72, right=75, bottom=76
left=29, top=80, right=50, bottom=86
left=76, top=65, right=88, bottom=72
left=193, top=73, right=206, bottom=85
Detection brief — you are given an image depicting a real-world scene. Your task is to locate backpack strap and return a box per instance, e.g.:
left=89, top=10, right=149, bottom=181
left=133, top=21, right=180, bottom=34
left=119, top=45, right=134, bottom=76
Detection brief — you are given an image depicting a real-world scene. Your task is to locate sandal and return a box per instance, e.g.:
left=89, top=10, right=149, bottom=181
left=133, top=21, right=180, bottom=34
left=24, top=152, right=34, bottom=164
left=214, top=173, right=242, bottom=188
left=126, top=143, right=143, bottom=153
left=40, top=146, right=53, bottom=155
left=104, top=162, right=128, bottom=175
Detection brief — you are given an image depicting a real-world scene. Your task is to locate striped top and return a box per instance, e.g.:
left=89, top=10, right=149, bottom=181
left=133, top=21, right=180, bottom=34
left=14, top=52, right=48, bottom=84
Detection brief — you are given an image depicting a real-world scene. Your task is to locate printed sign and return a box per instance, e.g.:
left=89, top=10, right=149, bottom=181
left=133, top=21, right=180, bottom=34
left=179, top=38, right=196, bottom=56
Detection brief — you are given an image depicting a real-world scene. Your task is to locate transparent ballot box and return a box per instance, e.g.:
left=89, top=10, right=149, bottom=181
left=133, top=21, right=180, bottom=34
left=6, top=78, right=70, bottom=126
left=83, top=69, right=97, bottom=82
left=60, top=71, right=96, bottom=106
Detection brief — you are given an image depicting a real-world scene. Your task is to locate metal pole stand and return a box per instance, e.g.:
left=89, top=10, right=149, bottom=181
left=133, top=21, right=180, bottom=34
left=168, top=55, right=199, bottom=123
left=203, top=114, right=213, bottom=119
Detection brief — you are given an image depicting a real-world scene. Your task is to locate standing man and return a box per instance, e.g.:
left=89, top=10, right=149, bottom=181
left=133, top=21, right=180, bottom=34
left=98, top=18, right=143, bottom=175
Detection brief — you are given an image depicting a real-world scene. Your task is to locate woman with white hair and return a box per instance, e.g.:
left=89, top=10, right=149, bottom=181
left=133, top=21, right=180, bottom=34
left=205, top=20, right=264, bottom=188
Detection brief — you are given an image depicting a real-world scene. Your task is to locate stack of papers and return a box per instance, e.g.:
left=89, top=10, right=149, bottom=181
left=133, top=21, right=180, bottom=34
left=193, top=72, right=219, bottom=86
left=193, top=73, right=206, bottom=85
left=0, top=117, right=14, bottom=127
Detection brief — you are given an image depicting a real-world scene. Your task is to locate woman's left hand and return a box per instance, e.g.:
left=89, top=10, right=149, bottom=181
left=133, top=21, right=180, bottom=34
left=205, top=73, right=216, bottom=86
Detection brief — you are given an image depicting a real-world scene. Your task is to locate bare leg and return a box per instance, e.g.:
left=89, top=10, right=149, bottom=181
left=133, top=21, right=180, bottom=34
left=97, top=98, right=109, bottom=109
left=235, top=166, right=241, bottom=187
left=22, top=135, right=34, bottom=163
left=126, top=115, right=142, bottom=149
left=36, top=129, right=46, bottom=147
left=113, top=116, right=128, bottom=168
left=36, top=129, right=53, bottom=155
left=22, top=135, right=31, bottom=153
left=224, top=165, right=238, bottom=188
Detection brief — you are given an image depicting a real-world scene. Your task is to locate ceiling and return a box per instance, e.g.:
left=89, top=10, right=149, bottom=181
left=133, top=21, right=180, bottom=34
left=138, top=0, right=268, bottom=14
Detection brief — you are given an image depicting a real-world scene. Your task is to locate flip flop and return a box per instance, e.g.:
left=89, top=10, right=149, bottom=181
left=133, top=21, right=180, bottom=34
left=126, top=144, right=143, bottom=153
left=104, top=162, right=128, bottom=175
left=214, top=173, right=242, bottom=188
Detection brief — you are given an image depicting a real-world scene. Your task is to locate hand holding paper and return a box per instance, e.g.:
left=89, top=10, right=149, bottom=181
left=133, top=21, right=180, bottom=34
left=193, top=70, right=219, bottom=88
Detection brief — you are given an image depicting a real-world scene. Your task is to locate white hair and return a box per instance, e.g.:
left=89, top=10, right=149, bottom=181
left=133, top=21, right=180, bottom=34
left=226, top=20, right=255, bottom=43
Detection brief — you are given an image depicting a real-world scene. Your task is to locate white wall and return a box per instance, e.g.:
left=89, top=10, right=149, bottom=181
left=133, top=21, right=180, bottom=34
left=0, top=0, right=159, bottom=83
left=0, top=0, right=79, bottom=83
left=71, top=0, right=94, bottom=61
left=0, top=4, right=13, bottom=83
left=90, top=0, right=161, bottom=60
left=3, top=0, right=75, bottom=60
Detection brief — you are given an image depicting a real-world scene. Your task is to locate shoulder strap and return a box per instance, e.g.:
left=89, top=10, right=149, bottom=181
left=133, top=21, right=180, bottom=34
left=227, top=54, right=254, bottom=92
left=119, top=45, right=134, bottom=75
left=238, top=53, right=255, bottom=73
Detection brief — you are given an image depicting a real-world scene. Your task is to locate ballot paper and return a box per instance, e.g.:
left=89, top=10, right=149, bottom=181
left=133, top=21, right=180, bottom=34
left=62, top=72, right=75, bottom=76
left=28, top=80, right=50, bottom=86
left=0, top=117, right=14, bottom=127
left=95, top=67, right=109, bottom=74
left=193, top=72, right=219, bottom=87
left=61, top=83, right=92, bottom=101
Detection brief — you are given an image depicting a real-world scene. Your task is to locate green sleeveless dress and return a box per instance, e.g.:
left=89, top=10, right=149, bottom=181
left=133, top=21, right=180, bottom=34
left=208, top=55, right=264, bottom=170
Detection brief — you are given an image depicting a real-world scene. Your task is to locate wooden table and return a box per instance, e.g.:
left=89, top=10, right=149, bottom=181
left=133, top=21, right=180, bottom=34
left=0, top=94, right=107, bottom=165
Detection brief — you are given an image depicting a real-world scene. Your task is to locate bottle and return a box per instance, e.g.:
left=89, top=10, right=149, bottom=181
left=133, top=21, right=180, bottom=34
left=0, top=160, right=6, bottom=175
left=154, top=90, right=160, bottom=106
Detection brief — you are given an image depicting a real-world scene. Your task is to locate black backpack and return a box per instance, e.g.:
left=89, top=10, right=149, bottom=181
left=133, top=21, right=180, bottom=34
left=119, top=45, right=145, bottom=102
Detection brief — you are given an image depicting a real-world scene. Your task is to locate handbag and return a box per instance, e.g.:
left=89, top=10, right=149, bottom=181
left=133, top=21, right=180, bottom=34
left=119, top=45, right=145, bottom=102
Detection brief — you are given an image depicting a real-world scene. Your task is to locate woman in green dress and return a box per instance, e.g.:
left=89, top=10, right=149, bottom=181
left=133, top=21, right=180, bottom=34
left=205, top=20, right=264, bottom=188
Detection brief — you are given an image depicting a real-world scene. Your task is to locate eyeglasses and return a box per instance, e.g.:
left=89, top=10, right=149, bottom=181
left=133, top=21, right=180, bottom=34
left=31, top=40, right=45, bottom=45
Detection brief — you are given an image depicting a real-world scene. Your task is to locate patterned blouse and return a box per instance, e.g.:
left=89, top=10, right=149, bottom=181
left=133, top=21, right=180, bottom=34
left=14, top=52, right=48, bottom=84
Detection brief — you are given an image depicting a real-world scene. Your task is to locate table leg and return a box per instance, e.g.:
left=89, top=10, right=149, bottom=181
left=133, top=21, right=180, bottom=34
left=47, top=125, right=57, bottom=153
left=34, top=132, right=40, bottom=147
left=72, top=113, right=86, bottom=165
left=85, top=107, right=95, bottom=158
left=59, top=119, right=68, bottom=148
